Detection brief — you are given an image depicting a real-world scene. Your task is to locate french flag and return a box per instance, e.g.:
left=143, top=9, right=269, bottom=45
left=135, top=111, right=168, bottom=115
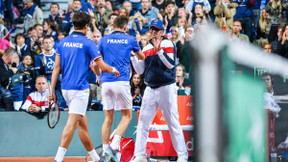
left=4, top=28, right=16, bottom=39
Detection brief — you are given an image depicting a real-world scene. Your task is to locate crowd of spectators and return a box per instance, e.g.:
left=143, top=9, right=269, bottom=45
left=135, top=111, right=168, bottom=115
left=0, top=0, right=287, bottom=112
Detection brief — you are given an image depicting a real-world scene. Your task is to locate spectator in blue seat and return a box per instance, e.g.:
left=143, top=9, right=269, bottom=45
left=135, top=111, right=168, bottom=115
left=135, top=0, right=158, bottom=26
left=185, top=0, right=211, bottom=14
left=43, top=19, right=58, bottom=41
left=17, top=54, right=35, bottom=103
left=129, top=15, right=149, bottom=37
left=54, top=31, right=66, bottom=49
left=81, top=0, right=97, bottom=12
left=14, top=33, right=30, bottom=63
left=48, top=3, right=64, bottom=31
left=62, top=0, right=83, bottom=33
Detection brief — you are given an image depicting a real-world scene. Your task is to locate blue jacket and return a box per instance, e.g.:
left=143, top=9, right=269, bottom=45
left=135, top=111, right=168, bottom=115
left=233, top=0, right=255, bottom=18
left=142, top=37, right=176, bottom=88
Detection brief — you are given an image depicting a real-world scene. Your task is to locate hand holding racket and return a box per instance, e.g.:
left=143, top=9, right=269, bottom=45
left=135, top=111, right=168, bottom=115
left=47, top=82, right=60, bottom=129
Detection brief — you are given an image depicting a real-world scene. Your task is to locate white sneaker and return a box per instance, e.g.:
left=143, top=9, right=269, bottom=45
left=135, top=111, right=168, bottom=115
left=130, top=155, right=148, bottom=162
left=177, top=156, right=188, bottom=162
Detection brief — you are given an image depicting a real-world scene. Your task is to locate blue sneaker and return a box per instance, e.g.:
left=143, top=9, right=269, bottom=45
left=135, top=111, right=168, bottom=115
left=102, top=146, right=118, bottom=162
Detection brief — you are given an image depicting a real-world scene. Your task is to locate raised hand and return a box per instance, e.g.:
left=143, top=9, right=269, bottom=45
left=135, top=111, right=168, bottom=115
left=152, top=37, right=163, bottom=52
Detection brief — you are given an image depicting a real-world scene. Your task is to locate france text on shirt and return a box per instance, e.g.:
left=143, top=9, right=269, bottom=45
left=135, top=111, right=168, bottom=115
left=63, top=42, right=83, bottom=48
left=107, top=39, right=128, bottom=44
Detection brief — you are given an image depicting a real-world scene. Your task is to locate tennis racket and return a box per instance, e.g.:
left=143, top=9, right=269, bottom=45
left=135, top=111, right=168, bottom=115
left=47, top=82, right=60, bottom=129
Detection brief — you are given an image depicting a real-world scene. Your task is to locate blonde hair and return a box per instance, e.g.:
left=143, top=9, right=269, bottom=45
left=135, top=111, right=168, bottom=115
left=259, top=9, right=267, bottom=33
left=140, top=34, right=149, bottom=46
left=176, top=17, right=187, bottom=28
left=171, top=26, right=181, bottom=42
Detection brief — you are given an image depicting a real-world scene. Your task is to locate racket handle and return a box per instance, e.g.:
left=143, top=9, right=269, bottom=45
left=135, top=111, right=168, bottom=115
left=47, top=81, right=52, bottom=97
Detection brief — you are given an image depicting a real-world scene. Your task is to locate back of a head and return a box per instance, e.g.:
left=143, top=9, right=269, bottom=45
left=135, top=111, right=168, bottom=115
left=4, top=47, right=16, bottom=56
left=72, top=12, right=91, bottom=30
left=113, top=15, right=129, bottom=29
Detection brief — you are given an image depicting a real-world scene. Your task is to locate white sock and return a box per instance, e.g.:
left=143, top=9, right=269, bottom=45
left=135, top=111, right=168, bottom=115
left=103, top=144, right=108, bottom=155
left=110, top=134, right=121, bottom=150
left=55, top=147, right=67, bottom=162
left=88, top=149, right=100, bottom=161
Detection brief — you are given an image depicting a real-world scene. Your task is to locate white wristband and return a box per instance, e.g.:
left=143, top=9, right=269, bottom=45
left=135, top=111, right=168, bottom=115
left=96, top=75, right=101, bottom=81
left=112, top=67, right=116, bottom=73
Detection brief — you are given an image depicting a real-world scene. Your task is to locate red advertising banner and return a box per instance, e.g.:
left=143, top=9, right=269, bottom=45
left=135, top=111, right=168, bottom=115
left=266, top=109, right=275, bottom=161
left=138, top=96, right=193, bottom=156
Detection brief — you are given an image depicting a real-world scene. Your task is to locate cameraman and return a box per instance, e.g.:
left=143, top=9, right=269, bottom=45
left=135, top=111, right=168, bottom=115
left=0, top=47, right=18, bottom=111
left=0, top=47, right=18, bottom=89
left=0, top=87, right=14, bottom=111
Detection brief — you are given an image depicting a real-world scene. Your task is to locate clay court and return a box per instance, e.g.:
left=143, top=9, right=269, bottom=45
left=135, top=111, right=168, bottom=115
left=0, top=157, right=86, bottom=162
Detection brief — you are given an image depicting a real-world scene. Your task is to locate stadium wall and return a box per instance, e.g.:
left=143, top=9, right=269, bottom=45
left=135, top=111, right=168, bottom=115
left=0, top=111, right=138, bottom=156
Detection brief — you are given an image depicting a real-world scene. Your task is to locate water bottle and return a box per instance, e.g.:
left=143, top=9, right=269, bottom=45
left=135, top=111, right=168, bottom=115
left=271, top=146, right=277, bottom=162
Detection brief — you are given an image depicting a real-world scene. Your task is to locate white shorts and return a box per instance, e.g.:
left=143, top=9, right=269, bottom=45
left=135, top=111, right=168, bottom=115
left=102, top=81, right=132, bottom=111
left=62, top=89, right=90, bottom=116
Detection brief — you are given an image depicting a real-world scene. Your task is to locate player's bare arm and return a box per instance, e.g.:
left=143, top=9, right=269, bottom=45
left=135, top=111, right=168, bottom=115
left=50, top=54, right=61, bottom=101
left=94, top=58, right=120, bottom=78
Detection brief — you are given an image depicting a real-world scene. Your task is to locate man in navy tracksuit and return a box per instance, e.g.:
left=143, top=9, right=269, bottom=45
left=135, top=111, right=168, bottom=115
left=131, top=19, right=188, bottom=162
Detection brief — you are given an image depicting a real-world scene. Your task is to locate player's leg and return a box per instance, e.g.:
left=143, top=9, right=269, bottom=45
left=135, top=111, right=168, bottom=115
left=133, top=87, right=158, bottom=159
left=109, top=108, right=132, bottom=151
left=54, top=113, right=82, bottom=162
left=55, top=89, right=93, bottom=162
left=158, top=84, right=188, bottom=160
left=102, top=109, right=114, bottom=149
left=79, top=115, right=100, bottom=162
left=110, top=81, right=133, bottom=151
left=101, top=82, right=116, bottom=153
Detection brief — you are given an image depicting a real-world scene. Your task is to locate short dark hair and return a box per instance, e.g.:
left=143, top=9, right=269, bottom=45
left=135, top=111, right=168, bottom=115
left=44, top=19, right=57, bottom=31
left=109, top=13, right=118, bottom=20
left=14, top=33, right=26, bottom=44
left=58, top=30, right=67, bottom=37
left=43, top=35, right=53, bottom=43
left=113, top=15, right=129, bottom=29
left=262, top=72, right=272, bottom=78
left=35, top=75, right=47, bottom=83
left=165, top=0, right=175, bottom=7
left=50, top=2, right=59, bottom=10
left=27, top=27, right=34, bottom=33
left=72, top=12, right=90, bottom=30
left=23, top=54, right=32, bottom=59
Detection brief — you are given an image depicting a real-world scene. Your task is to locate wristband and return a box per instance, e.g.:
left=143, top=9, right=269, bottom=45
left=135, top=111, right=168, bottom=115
left=112, top=67, right=116, bottom=73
